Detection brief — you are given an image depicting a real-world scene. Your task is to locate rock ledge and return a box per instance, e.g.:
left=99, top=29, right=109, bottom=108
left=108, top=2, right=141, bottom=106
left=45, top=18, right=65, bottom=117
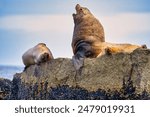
left=2, top=48, right=150, bottom=99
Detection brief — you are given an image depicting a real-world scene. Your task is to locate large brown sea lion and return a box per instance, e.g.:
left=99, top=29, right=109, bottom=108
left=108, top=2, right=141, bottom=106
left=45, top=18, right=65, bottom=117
left=22, top=43, right=54, bottom=68
left=72, top=4, right=105, bottom=70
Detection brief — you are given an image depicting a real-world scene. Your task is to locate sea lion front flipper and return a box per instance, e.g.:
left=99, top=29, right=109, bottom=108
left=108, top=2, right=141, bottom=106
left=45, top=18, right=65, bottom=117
left=72, top=55, right=84, bottom=71
left=23, top=66, right=29, bottom=72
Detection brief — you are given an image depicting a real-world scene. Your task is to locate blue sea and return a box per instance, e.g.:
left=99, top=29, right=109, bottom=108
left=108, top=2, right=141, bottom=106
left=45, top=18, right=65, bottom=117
left=0, top=65, right=24, bottom=80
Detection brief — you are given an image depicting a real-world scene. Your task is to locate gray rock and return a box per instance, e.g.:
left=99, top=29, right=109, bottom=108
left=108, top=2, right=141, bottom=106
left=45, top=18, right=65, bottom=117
left=0, top=78, right=11, bottom=99
left=10, top=48, right=150, bottom=99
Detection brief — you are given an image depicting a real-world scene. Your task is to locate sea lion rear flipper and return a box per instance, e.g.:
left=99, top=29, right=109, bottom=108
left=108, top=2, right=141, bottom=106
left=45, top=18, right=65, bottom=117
left=141, top=44, right=147, bottom=49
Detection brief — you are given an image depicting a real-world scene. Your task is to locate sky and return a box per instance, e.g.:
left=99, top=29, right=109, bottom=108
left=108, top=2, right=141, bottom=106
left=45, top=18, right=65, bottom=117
left=0, top=0, right=150, bottom=66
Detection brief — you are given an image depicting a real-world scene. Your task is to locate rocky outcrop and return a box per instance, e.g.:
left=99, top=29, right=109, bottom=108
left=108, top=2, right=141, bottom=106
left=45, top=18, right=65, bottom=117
left=8, top=48, right=150, bottom=100
left=0, top=78, right=11, bottom=99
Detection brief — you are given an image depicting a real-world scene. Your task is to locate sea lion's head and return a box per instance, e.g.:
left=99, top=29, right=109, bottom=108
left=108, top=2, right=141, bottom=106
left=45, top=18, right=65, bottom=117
left=39, top=52, right=51, bottom=63
left=35, top=43, right=54, bottom=63
left=73, top=4, right=92, bottom=21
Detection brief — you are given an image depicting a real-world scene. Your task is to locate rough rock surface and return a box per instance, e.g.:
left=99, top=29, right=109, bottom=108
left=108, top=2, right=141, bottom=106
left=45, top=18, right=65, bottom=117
left=7, top=48, right=150, bottom=100
left=0, top=78, right=11, bottom=99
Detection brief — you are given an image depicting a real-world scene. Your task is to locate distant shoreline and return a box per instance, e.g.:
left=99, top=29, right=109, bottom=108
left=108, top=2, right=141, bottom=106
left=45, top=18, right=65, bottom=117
left=0, top=65, right=23, bottom=80
left=0, top=64, right=24, bottom=67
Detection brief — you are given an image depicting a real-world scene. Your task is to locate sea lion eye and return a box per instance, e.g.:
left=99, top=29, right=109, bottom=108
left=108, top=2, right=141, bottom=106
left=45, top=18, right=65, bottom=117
left=80, top=8, right=82, bottom=11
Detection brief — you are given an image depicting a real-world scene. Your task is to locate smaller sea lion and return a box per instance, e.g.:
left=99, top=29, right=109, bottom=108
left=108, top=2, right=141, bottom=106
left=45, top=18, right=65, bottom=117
left=22, top=43, right=54, bottom=68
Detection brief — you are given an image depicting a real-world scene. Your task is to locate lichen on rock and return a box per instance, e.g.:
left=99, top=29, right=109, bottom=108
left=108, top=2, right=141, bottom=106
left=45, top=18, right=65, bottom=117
left=0, top=78, right=11, bottom=99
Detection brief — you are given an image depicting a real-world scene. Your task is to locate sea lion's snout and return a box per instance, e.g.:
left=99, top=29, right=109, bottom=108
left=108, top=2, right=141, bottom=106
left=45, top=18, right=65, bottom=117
left=75, top=4, right=82, bottom=14
left=75, top=4, right=81, bottom=10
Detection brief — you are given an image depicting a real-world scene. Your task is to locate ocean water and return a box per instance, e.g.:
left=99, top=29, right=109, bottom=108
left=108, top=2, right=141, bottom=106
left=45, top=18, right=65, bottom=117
left=0, top=65, right=24, bottom=80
